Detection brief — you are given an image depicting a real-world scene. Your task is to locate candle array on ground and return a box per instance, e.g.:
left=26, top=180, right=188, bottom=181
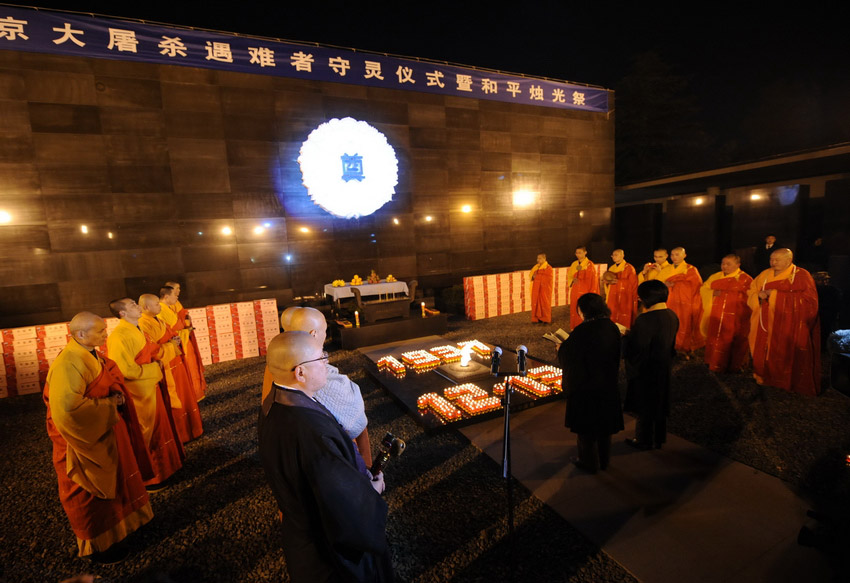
left=528, top=365, right=563, bottom=390
left=428, top=345, right=463, bottom=364
left=400, top=350, right=442, bottom=372
left=493, top=376, right=554, bottom=398
left=457, top=339, right=491, bottom=357
left=417, top=392, right=462, bottom=421
left=443, top=383, right=502, bottom=415
left=376, top=355, right=406, bottom=377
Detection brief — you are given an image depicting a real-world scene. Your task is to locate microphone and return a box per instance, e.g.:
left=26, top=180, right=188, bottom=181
left=490, top=346, right=503, bottom=376
left=516, top=345, right=527, bottom=376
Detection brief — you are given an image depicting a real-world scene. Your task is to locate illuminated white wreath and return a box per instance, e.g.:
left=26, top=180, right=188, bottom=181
left=298, top=117, right=398, bottom=219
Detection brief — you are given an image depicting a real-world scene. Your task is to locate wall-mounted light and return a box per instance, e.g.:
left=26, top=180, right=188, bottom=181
left=0, top=210, right=11, bottom=224
left=461, top=204, right=472, bottom=213
left=392, top=217, right=400, bottom=225
left=107, top=232, right=114, bottom=239
left=80, top=225, right=88, bottom=234
left=221, top=226, right=233, bottom=235
left=253, top=226, right=265, bottom=235
left=695, top=197, right=704, bottom=205
left=513, top=190, right=536, bottom=207
left=299, top=226, right=310, bottom=233
left=424, top=215, right=433, bottom=222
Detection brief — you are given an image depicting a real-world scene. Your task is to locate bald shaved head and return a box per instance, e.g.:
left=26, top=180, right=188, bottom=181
left=670, top=247, right=686, bottom=266
left=280, top=306, right=301, bottom=331
left=288, top=307, right=328, bottom=344
left=266, top=331, right=326, bottom=394
left=69, top=312, right=108, bottom=350
left=139, top=293, right=161, bottom=315
left=770, top=248, right=793, bottom=274
left=69, top=311, right=103, bottom=335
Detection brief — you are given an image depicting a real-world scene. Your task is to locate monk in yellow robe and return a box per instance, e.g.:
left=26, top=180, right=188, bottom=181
left=604, top=249, right=637, bottom=328
left=108, top=298, right=184, bottom=489
left=747, top=248, right=821, bottom=396
left=638, top=248, right=674, bottom=284
left=663, top=247, right=704, bottom=353
left=139, top=294, right=203, bottom=443
left=529, top=253, right=554, bottom=323
left=162, top=282, right=206, bottom=402
left=567, top=246, right=599, bottom=330
left=699, top=255, right=753, bottom=373
left=44, top=312, right=153, bottom=560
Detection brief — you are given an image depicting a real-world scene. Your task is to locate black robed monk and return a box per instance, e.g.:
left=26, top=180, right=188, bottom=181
left=258, top=332, right=392, bottom=583
left=624, top=280, right=679, bottom=450
left=558, top=293, right=624, bottom=473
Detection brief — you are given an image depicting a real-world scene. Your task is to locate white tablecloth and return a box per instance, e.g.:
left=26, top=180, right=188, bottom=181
left=324, top=281, right=409, bottom=301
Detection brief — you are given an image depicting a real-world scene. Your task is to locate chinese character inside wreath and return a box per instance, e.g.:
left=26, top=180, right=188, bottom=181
left=341, top=153, right=365, bottom=182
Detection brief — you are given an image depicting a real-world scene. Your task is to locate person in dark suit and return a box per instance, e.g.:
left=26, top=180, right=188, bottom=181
left=753, top=234, right=779, bottom=274
left=624, top=280, right=679, bottom=450
left=558, top=293, right=624, bottom=473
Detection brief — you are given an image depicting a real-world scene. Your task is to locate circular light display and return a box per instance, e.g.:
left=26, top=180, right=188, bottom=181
left=298, top=117, right=398, bottom=219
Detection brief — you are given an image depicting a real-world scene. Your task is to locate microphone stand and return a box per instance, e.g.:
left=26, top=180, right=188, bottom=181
left=494, top=346, right=525, bottom=582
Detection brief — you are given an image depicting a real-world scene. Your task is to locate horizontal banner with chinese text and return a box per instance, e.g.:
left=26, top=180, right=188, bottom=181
left=0, top=6, right=610, bottom=112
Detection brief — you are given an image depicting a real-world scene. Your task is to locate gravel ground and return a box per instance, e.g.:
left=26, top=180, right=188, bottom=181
left=1, top=306, right=848, bottom=582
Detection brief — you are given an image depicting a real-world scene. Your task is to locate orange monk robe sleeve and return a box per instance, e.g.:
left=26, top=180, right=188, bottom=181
left=666, top=264, right=704, bottom=350
left=46, top=342, right=120, bottom=499
left=747, top=268, right=772, bottom=353
left=699, top=272, right=724, bottom=337
left=107, top=321, right=164, bottom=445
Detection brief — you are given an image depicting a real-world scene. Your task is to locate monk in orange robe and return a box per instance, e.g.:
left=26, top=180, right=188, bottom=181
left=638, top=248, right=674, bottom=284
left=604, top=249, right=637, bottom=328
left=664, top=247, right=704, bottom=354
left=529, top=253, right=554, bottom=323
left=699, top=255, right=753, bottom=372
left=44, top=312, right=153, bottom=560
left=162, top=282, right=206, bottom=402
left=138, top=294, right=203, bottom=443
left=107, top=298, right=184, bottom=489
left=567, top=246, right=599, bottom=330
left=747, top=248, right=821, bottom=396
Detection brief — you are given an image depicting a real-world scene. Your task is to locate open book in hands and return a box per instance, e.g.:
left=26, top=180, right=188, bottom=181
left=543, top=328, right=569, bottom=344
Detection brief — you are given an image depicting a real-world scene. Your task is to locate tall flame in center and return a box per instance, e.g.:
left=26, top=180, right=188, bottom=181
left=460, top=344, right=473, bottom=367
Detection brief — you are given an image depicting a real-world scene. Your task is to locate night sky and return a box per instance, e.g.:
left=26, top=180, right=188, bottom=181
left=9, top=2, right=850, bottom=177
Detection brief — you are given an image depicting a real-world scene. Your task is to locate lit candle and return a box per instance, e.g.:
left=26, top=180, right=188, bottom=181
left=421, top=302, right=426, bottom=317
left=354, top=311, right=360, bottom=327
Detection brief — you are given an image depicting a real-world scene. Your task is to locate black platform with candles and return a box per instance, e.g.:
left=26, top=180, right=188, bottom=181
left=360, top=338, right=564, bottom=432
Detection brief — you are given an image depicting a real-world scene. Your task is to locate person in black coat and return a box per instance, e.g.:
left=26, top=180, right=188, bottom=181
left=624, top=280, right=679, bottom=450
left=558, top=293, right=624, bottom=473
left=258, top=332, right=392, bottom=583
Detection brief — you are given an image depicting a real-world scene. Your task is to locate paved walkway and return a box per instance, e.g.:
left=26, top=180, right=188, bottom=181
left=460, top=401, right=833, bottom=583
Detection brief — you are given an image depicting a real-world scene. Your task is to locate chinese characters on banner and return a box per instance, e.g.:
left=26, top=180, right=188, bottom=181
left=0, top=7, right=609, bottom=112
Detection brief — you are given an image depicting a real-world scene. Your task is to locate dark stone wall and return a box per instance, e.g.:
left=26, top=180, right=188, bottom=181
left=0, top=51, right=614, bottom=327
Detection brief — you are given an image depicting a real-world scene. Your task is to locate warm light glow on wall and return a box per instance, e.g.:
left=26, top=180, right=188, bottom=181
left=299, top=226, right=310, bottom=233
left=253, top=226, right=265, bottom=235
left=221, top=226, right=233, bottom=235
left=107, top=232, right=114, bottom=239
left=579, top=211, right=585, bottom=218
left=461, top=204, right=472, bottom=213
left=695, top=197, right=704, bottom=205
left=392, top=217, right=400, bottom=225
left=80, top=225, right=88, bottom=234
left=424, top=215, right=433, bottom=222
left=513, top=190, right=536, bottom=207
left=750, top=193, right=762, bottom=201
left=0, top=210, right=11, bottom=223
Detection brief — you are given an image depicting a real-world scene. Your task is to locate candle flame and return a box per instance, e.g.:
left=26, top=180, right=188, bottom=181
left=460, top=344, right=473, bottom=367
